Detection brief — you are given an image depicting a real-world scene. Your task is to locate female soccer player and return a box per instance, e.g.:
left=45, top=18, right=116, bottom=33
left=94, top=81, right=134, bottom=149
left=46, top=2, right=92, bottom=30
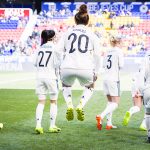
left=122, top=72, right=146, bottom=131
left=96, top=35, right=124, bottom=130
left=34, top=30, right=61, bottom=134
left=138, top=51, right=150, bottom=142
left=56, top=4, right=101, bottom=121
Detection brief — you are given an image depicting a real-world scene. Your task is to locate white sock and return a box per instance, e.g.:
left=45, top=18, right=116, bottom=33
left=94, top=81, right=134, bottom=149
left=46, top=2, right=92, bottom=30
left=145, top=114, right=150, bottom=137
left=129, top=106, right=140, bottom=115
left=79, top=87, right=93, bottom=108
left=62, top=87, right=73, bottom=108
left=100, top=102, right=118, bottom=119
left=50, top=103, right=57, bottom=128
left=36, top=103, right=44, bottom=128
left=106, top=102, right=112, bottom=126
left=106, top=112, right=113, bottom=126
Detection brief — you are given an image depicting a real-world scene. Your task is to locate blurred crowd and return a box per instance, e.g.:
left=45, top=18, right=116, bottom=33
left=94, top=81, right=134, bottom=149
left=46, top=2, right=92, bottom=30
left=0, top=8, right=150, bottom=57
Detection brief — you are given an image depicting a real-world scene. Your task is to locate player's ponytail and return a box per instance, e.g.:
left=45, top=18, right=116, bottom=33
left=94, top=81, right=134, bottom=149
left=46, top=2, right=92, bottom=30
left=75, top=4, right=89, bottom=25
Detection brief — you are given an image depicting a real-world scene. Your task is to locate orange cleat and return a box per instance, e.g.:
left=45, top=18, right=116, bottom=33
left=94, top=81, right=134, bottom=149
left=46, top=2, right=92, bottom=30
left=106, top=125, right=112, bottom=130
left=96, top=115, right=102, bottom=130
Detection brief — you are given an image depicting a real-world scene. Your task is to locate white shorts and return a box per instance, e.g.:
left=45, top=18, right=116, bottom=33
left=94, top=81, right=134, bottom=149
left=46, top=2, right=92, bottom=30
left=60, top=68, right=95, bottom=87
left=36, top=78, right=58, bottom=100
left=103, top=80, right=120, bottom=96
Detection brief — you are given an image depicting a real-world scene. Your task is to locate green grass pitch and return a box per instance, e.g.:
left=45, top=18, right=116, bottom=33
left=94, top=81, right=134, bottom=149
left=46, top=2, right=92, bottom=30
left=0, top=89, right=150, bottom=150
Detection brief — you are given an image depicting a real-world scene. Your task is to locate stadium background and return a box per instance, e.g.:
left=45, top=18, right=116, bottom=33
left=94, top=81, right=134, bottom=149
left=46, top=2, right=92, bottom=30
left=0, top=0, right=149, bottom=90
left=0, top=1, right=150, bottom=150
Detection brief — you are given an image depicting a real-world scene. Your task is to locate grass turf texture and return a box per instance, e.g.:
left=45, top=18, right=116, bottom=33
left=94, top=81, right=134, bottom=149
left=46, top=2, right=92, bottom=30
left=0, top=89, right=149, bottom=150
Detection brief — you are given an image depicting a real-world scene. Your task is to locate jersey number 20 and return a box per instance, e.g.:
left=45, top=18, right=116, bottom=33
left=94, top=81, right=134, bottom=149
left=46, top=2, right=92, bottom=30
left=68, top=33, right=89, bottom=53
left=38, top=51, right=52, bottom=67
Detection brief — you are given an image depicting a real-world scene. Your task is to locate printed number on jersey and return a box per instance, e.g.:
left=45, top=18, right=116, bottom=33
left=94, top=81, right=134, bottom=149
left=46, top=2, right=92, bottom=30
left=68, top=33, right=89, bottom=53
left=107, top=55, right=112, bottom=69
left=38, top=51, right=52, bottom=67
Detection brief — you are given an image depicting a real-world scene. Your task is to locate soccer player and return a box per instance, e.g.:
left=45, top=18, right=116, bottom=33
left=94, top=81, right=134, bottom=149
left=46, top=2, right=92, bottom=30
left=96, top=35, right=124, bottom=130
left=122, top=72, right=147, bottom=131
left=56, top=4, right=101, bottom=121
left=138, top=51, right=150, bottom=143
left=34, top=30, right=61, bottom=134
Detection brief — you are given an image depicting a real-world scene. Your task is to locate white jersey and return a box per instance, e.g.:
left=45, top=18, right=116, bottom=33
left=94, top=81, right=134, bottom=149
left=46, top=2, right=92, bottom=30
left=34, top=41, right=61, bottom=79
left=56, top=24, right=101, bottom=73
left=141, top=51, right=150, bottom=86
left=103, top=47, right=124, bottom=81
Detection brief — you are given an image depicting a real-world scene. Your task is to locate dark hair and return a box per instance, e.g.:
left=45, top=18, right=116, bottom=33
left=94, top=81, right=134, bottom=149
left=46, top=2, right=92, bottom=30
left=41, top=30, right=47, bottom=46
left=75, top=4, right=89, bottom=25
left=41, top=30, right=55, bottom=46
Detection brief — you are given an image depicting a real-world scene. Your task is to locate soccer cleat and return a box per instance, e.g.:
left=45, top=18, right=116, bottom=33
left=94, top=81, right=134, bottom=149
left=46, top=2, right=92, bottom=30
left=35, top=127, right=44, bottom=134
left=139, top=124, right=147, bottom=131
left=106, top=125, right=117, bottom=130
left=49, top=126, right=61, bottom=133
left=96, top=115, right=102, bottom=130
left=76, top=107, right=84, bottom=121
left=122, top=111, right=131, bottom=126
left=106, top=125, right=112, bottom=130
left=66, top=107, right=74, bottom=121
left=112, top=125, right=117, bottom=129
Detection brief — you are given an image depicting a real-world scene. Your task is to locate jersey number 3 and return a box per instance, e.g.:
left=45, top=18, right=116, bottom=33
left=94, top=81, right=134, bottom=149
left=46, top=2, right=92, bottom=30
left=68, top=33, right=89, bottom=53
left=38, top=51, right=52, bottom=67
left=107, top=55, right=112, bottom=69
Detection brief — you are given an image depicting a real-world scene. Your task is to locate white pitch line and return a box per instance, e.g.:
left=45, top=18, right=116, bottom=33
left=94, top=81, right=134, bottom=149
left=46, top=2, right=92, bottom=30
left=0, top=77, right=35, bottom=85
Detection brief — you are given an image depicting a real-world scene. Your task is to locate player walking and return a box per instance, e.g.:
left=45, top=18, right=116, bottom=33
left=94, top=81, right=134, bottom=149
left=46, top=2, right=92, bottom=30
left=137, top=51, right=150, bottom=143
left=96, top=35, right=124, bottom=130
left=34, top=30, right=61, bottom=134
left=122, top=71, right=147, bottom=131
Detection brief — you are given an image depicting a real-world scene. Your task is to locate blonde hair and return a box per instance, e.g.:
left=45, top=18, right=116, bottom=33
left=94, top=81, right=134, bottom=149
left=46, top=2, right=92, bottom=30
left=110, top=35, right=121, bottom=46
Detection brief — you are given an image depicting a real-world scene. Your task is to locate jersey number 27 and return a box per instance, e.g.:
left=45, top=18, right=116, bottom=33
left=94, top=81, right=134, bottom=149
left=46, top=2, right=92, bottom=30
left=38, top=51, right=52, bottom=67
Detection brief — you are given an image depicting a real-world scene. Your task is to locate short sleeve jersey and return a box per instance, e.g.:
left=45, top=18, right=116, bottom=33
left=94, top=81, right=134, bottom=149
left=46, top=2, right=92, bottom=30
left=56, top=24, right=101, bottom=72
left=34, top=42, right=58, bottom=79
left=103, top=47, right=124, bottom=81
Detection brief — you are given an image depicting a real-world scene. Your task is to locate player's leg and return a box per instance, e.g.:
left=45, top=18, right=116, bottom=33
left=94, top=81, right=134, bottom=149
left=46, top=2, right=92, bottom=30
left=146, top=113, right=150, bottom=143
left=62, top=84, right=74, bottom=121
left=76, top=84, right=94, bottom=121
left=106, top=96, right=117, bottom=129
left=49, top=100, right=61, bottom=133
left=96, top=96, right=118, bottom=130
left=35, top=80, right=47, bottom=134
left=123, top=96, right=142, bottom=126
left=96, top=80, right=108, bottom=130
left=60, top=69, right=75, bottom=121
left=139, top=113, right=147, bottom=131
left=48, top=81, right=61, bottom=133
left=35, top=98, right=46, bottom=134
left=96, top=81, right=119, bottom=130
left=76, top=70, right=95, bottom=121
left=143, top=88, right=150, bottom=143
left=77, top=85, right=94, bottom=109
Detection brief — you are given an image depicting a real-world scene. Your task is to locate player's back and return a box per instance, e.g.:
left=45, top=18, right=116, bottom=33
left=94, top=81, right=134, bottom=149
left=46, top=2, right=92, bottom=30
left=35, top=42, right=57, bottom=79
left=144, top=51, right=150, bottom=85
left=61, top=24, right=99, bottom=70
left=103, top=47, right=124, bottom=81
